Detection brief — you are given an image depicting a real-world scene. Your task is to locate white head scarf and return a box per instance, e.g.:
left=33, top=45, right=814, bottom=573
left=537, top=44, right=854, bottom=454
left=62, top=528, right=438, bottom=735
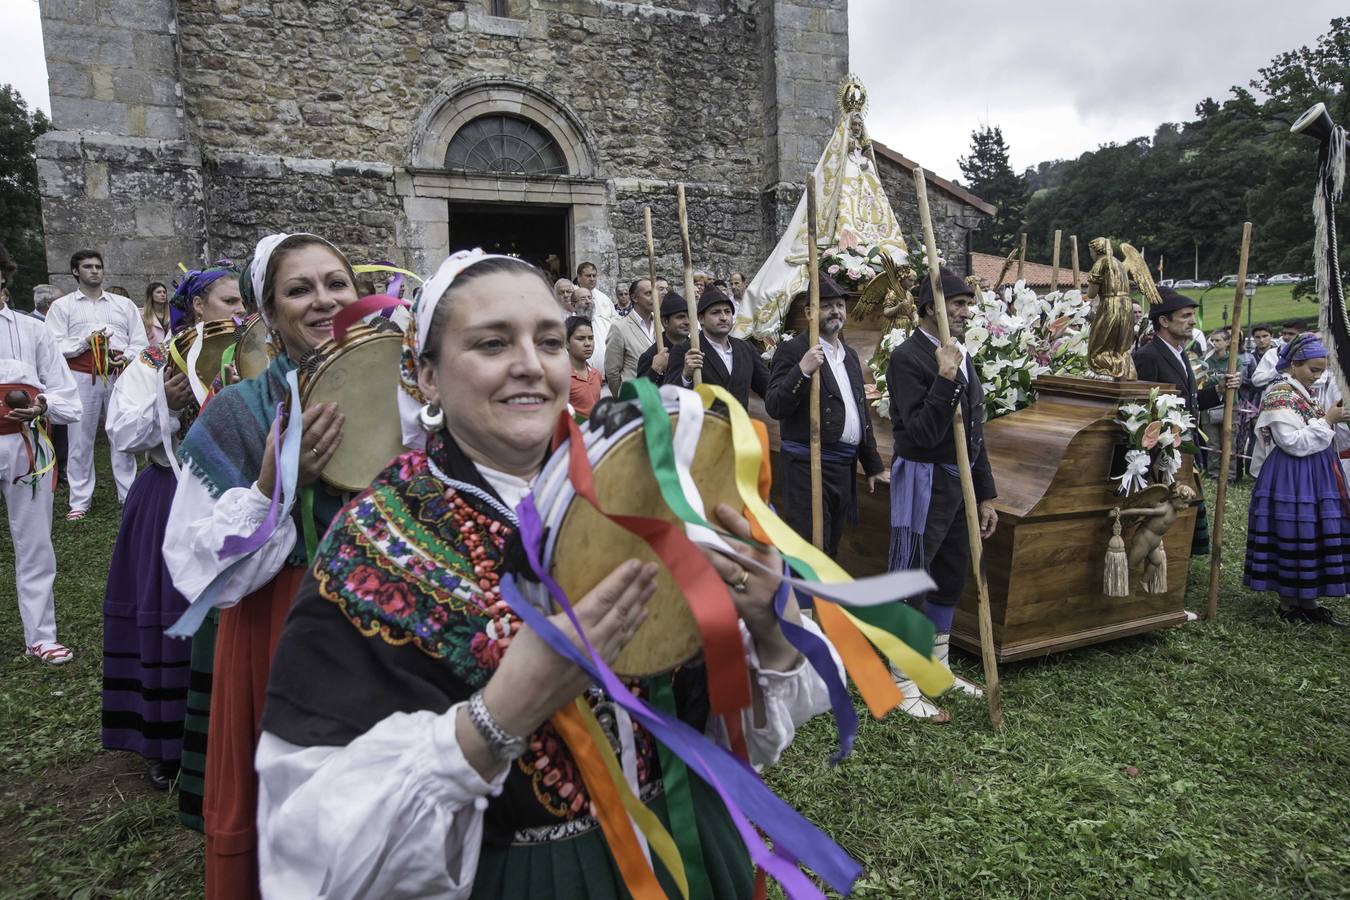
left=398, top=249, right=514, bottom=448
left=244, top=232, right=346, bottom=328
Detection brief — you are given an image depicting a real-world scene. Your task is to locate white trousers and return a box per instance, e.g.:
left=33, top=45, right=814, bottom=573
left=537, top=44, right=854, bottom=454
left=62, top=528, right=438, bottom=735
left=68, top=372, right=136, bottom=512
left=0, top=432, right=58, bottom=647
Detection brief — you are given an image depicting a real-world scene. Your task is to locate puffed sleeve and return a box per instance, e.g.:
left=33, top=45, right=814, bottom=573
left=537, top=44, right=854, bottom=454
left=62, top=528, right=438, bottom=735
left=733, top=616, right=840, bottom=769
left=32, top=325, right=81, bottom=425
left=44, top=298, right=88, bottom=358
left=1267, top=417, right=1335, bottom=457
left=256, top=706, right=509, bottom=900
left=107, top=356, right=177, bottom=455
left=163, top=471, right=298, bottom=609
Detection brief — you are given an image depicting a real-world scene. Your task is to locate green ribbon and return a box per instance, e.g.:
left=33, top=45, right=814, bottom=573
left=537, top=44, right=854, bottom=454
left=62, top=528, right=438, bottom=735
left=648, top=675, right=713, bottom=900
left=301, top=484, right=319, bottom=562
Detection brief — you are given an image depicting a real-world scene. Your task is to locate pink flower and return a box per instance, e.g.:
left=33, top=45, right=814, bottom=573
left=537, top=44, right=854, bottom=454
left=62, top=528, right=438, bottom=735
left=1141, top=420, right=1163, bottom=449
left=827, top=264, right=841, bottom=275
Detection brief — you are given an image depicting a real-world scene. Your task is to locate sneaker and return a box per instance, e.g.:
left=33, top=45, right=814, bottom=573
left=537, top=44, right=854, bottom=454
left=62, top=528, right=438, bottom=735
left=26, top=642, right=74, bottom=664
left=1302, top=605, right=1348, bottom=628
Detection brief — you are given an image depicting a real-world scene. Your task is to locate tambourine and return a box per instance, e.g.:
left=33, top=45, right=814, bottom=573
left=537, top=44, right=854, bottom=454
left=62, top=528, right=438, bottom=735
left=233, top=313, right=275, bottom=381
left=533, top=394, right=739, bottom=677
left=298, top=323, right=406, bottom=492
left=170, top=319, right=238, bottom=386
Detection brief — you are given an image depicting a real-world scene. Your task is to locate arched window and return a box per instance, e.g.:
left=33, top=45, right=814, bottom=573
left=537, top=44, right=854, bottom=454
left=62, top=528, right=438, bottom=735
left=444, top=114, right=568, bottom=175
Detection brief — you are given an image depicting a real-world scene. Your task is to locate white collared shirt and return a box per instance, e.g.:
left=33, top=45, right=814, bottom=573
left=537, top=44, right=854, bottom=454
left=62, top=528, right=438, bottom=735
left=820, top=337, right=862, bottom=445
left=708, top=336, right=734, bottom=375
left=0, top=303, right=82, bottom=424
left=45, top=289, right=148, bottom=358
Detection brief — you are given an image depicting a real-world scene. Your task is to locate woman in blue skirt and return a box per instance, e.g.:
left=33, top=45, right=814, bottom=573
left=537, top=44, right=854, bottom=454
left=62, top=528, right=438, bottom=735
left=1244, top=332, right=1350, bottom=626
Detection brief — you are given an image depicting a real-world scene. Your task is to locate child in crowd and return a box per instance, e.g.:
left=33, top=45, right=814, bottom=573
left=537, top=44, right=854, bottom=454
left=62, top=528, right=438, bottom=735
left=565, top=314, right=602, bottom=418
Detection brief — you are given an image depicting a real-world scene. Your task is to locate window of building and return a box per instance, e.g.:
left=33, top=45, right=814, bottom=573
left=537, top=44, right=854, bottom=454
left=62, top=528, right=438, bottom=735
left=444, top=114, right=568, bottom=176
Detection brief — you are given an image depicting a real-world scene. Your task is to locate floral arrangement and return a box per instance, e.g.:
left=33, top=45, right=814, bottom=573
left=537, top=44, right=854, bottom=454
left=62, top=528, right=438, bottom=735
left=1114, top=389, right=1198, bottom=495
left=866, top=281, right=1091, bottom=419
left=818, top=226, right=910, bottom=293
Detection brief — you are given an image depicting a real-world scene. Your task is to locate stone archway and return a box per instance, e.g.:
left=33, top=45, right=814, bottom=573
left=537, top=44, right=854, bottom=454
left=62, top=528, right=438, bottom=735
left=399, top=76, right=613, bottom=278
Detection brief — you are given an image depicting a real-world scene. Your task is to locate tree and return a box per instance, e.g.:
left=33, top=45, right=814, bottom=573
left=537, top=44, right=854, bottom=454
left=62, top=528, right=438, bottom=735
left=958, top=125, right=1028, bottom=255
left=0, top=85, right=50, bottom=311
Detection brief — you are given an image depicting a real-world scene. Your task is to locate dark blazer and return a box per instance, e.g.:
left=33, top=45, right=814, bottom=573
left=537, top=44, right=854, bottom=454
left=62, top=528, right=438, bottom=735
left=887, top=331, right=996, bottom=502
left=1132, top=337, right=1220, bottom=420
left=764, top=332, right=884, bottom=477
left=634, top=342, right=664, bottom=383
left=663, top=333, right=769, bottom=408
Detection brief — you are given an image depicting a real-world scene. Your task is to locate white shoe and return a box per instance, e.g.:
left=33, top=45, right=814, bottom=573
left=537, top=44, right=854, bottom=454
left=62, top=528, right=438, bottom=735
left=890, top=674, right=950, bottom=723
left=26, top=642, right=74, bottom=665
left=951, top=674, right=984, bottom=698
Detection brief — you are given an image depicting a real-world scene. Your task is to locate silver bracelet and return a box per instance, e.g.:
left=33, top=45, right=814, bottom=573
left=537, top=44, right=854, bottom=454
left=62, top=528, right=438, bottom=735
left=467, top=689, right=527, bottom=762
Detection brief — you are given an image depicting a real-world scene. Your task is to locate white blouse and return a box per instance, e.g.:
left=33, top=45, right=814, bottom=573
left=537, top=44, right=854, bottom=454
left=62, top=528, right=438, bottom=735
left=1250, top=376, right=1335, bottom=476
left=0, top=305, right=82, bottom=425
left=255, top=460, right=841, bottom=899
left=45, top=290, right=148, bottom=359
left=106, top=351, right=185, bottom=467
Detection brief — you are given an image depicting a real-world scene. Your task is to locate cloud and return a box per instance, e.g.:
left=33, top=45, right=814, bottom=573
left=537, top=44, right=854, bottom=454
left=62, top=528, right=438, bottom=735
left=850, top=0, right=1345, bottom=178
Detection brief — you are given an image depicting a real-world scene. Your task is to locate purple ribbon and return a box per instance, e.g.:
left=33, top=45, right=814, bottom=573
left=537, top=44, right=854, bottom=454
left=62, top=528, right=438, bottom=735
left=218, top=403, right=286, bottom=559
left=771, top=574, right=858, bottom=764
left=505, top=496, right=862, bottom=898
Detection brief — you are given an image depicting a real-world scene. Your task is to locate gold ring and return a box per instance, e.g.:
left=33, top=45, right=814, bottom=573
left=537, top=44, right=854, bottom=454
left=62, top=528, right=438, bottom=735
left=730, top=568, right=750, bottom=593
left=311, top=446, right=321, bottom=456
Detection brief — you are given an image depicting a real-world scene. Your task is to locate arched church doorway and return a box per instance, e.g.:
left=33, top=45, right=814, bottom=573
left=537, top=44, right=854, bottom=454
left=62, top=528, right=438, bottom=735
left=400, top=78, right=613, bottom=280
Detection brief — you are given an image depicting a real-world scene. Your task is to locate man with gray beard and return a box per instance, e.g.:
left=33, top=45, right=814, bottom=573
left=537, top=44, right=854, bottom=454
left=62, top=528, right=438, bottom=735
left=764, top=273, right=884, bottom=556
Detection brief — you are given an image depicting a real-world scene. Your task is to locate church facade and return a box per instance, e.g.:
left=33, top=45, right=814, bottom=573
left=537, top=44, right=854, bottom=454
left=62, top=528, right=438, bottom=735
left=35, top=0, right=988, bottom=295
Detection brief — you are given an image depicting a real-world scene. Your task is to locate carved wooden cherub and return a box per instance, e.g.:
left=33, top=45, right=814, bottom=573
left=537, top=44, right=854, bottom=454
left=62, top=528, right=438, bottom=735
left=1117, top=483, right=1196, bottom=593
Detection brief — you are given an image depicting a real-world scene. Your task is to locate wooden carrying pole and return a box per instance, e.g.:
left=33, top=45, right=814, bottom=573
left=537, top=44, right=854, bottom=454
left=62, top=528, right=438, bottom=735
left=913, top=167, right=1004, bottom=731
left=1051, top=230, right=1062, bottom=292
left=644, top=207, right=663, bottom=353
left=1070, top=235, right=1081, bottom=293
left=805, top=173, right=824, bottom=549
left=676, top=184, right=700, bottom=385
left=1016, top=232, right=1027, bottom=283
left=1208, top=222, right=1253, bottom=620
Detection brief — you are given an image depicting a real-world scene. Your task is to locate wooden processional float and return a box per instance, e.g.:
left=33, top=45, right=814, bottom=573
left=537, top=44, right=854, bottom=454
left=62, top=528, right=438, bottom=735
left=738, top=75, right=1210, bottom=665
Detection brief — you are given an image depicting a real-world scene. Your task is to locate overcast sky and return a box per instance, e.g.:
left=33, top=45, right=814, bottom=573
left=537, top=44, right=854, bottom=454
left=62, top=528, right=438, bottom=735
left=1, top=1, right=1343, bottom=182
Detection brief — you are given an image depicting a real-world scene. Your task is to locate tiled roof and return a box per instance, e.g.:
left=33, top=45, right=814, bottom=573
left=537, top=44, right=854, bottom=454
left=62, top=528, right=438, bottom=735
left=971, top=251, right=1088, bottom=290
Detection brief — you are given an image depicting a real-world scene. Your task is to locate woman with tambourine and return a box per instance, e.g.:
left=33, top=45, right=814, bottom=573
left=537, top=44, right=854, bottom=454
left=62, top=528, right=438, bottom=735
left=255, top=250, right=837, bottom=898
left=163, top=233, right=356, bottom=898
left=102, top=263, right=245, bottom=804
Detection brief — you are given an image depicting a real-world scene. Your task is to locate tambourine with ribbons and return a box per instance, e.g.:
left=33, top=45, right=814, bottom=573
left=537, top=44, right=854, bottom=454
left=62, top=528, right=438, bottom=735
left=0, top=384, right=56, bottom=495
left=232, top=312, right=275, bottom=381
left=169, top=319, right=238, bottom=407
left=499, top=376, right=956, bottom=900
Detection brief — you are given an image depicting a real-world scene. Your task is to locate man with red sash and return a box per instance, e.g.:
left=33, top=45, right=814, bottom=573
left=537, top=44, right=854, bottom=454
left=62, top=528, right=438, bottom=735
left=0, top=244, right=82, bottom=663
left=44, top=250, right=147, bottom=520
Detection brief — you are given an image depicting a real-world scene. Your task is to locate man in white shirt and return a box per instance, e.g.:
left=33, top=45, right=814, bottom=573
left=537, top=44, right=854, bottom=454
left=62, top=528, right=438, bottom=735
left=0, top=248, right=82, bottom=663
left=44, top=250, right=148, bottom=519
left=573, top=286, right=610, bottom=377
left=575, top=261, right=615, bottom=322
left=603, top=278, right=655, bottom=395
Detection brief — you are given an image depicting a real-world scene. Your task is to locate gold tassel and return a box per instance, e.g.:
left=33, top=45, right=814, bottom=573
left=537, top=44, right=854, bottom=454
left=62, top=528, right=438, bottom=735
left=1143, top=546, right=1168, bottom=593
left=1104, top=508, right=1129, bottom=597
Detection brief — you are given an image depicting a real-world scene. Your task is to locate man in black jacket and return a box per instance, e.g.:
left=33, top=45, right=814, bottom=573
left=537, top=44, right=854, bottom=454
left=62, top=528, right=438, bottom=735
left=765, top=274, right=886, bottom=555
left=634, top=291, right=691, bottom=383
left=1132, top=287, right=1240, bottom=555
left=663, top=286, right=769, bottom=408
left=887, top=266, right=998, bottom=717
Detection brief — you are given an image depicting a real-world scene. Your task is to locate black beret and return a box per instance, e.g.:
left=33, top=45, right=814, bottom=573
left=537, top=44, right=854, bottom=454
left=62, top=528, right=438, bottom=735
left=1149, top=286, right=1198, bottom=324
left=659, top=291, right=688, bottom=319
left=795, top=272, right=846, bottom=301
left=916, top=266, right=975, bottom=313
left=697, top=286, right=736, bottom=316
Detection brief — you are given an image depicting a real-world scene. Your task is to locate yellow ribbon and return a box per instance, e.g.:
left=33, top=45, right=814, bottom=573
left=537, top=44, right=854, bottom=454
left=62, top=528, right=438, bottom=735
left=694, top=383, right=954, bottom=697
left=351, top=264, right=424, bottom=283
left=574, top=699, right=689, bottom=899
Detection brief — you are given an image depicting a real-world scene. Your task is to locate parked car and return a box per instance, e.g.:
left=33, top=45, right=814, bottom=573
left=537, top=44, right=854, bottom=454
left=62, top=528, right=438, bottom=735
left=1218, top=274, right=1261, bottom=287
left=1192, top=279, right=1213, bottom=289
left=1173, top=279, right=1200, bottom=289
left=1266, top=273, right=1305, bottom=285
left=1159, top=278, right=1175, bottom=288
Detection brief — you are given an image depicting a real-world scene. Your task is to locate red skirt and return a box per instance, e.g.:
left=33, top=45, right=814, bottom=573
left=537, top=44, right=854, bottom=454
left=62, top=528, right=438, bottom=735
left=203, top=565, right=306, bottom=900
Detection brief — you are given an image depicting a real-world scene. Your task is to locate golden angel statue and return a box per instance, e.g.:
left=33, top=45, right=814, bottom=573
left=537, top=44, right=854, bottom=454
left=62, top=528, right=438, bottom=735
left=1083, top=237, right=1137, bottom=380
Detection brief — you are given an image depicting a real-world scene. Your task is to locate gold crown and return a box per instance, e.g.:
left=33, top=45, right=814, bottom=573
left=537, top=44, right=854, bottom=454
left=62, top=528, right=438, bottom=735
left=838, top=74, right=867, bottom=114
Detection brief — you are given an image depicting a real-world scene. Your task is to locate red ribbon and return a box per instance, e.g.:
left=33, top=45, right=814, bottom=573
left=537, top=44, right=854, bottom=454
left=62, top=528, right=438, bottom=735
left=332, top=294, right=408, bottom=343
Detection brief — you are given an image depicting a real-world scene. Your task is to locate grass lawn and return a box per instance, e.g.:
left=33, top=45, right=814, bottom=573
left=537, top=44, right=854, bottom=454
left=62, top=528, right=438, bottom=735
left=2, top=442, right=1348, bottom=898
left=1172, top=285, right=1321, bottom=333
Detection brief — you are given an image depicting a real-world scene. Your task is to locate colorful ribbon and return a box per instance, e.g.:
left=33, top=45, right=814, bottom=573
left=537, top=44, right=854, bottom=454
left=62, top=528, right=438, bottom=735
left=332, top=294, right=409, bottom=343
left=89, top=331, right=109, bottom=385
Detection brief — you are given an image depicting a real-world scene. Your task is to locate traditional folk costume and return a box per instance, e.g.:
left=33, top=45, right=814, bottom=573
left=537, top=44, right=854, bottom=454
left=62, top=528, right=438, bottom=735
left=101, top=266, right=236, bottom=796
left=1244, top=334, right=1350, bottom=625
left=164, top=236, right=349, bottom=898
left=634, top=292, right=688, bottom=384
left=886, top=269, right=996, bottom=712
left=0, top=302, right=81, bottom=662
left=764, top=276, right=884, bottom=556
left=44, top=287, right=147, bottom=515
left=1131, top=288, right=1222, bottom=555
left=664, top=288, right=770, bottom=408
left=256, top=250, right=835, bottom=898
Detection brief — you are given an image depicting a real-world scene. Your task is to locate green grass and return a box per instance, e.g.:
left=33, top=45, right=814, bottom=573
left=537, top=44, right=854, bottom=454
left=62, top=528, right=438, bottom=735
left=2, top=444, right=1348, bottom=897
left=1173, top=285, right=1320, bottom=332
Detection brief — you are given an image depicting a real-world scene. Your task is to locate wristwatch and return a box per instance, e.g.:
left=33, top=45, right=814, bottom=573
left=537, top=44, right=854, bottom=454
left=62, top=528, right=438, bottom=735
left=467, top=689, right=527, bottom=762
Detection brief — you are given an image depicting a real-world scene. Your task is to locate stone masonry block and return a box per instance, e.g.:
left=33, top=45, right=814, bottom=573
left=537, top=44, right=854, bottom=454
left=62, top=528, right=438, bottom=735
left=142, top=104, right=185, bottom=140
left=134, top=203, right=180, bottom=238
left=40, top=21, right=134, bottom=66
left=98, top=0, right=176, bottom=31
left=36, top=158, right=85, bottom=199
left=52, top=96, right=130, bottom=135
left=47, top=63, right=92, bottom=101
